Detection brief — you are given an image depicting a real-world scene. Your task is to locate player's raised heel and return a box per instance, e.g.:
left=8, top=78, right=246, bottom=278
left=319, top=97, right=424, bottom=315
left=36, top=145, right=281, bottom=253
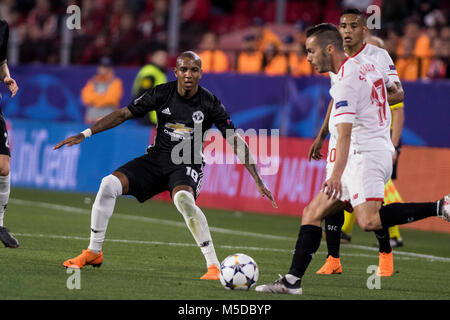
left=437, top=194, right=450, bottom=222
left=63, top=249, right=103, bottom=269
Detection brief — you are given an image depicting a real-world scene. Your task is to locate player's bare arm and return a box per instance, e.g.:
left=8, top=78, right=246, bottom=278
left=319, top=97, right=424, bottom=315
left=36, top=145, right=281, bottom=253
left=386, top=81, right=404, bottom=105
left=53, top=107, right=134, bottom=150
left=322, top=123, right=352, bottom=200
left=226, top=133, right=277, bottom=208
left=0, top=60, right=18, bottom=98
left=308, top=99, right=333, bottom=161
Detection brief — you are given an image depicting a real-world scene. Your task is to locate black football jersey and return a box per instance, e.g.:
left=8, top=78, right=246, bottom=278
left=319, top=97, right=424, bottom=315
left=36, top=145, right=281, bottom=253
left=0, top=20, right=8, bottom=62
left=127, top=81, right=235, bottom=163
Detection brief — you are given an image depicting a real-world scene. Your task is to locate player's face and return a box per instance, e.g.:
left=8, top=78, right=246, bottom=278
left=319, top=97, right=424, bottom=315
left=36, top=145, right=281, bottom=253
left=175, top=58, right=202, bottom=93
left=339, top=14, right=367, bottom=47
left=305, top=36, right=330, bottom=73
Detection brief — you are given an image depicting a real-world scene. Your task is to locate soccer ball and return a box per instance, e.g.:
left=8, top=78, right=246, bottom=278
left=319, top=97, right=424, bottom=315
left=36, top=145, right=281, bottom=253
left=219, top=253, right=259, bottom=290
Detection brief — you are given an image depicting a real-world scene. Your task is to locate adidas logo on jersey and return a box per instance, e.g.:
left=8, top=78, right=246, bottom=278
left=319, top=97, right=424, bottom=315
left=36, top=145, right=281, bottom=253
left=162, top=108, right=171, bottom=115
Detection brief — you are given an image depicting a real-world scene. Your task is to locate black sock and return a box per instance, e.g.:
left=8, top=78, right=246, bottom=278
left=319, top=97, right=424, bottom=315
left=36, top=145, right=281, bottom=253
left=288, top=224, right=322, bottom=279
left=379, top=202, right=437, bottom=229
left=374, top=228, right=392, bottom=253
left=324, top=211, right=345, bottom=258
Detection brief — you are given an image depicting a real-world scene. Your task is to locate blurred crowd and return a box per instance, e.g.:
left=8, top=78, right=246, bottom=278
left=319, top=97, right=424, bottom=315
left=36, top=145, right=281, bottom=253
left=1, top=0, right=450, bottom=79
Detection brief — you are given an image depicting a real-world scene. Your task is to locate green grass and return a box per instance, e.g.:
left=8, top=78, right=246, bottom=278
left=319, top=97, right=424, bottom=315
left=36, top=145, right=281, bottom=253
left=1, top=188, right=449, bottom=300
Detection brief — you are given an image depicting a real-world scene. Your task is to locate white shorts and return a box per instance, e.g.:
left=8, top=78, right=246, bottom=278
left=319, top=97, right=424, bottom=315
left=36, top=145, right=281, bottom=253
left=326, top=150, right=392, bottom=209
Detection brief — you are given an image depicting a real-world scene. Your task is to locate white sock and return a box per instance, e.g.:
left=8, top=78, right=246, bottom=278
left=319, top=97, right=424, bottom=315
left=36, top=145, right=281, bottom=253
left=0, top=174, right=10, bottom=227
left=88, top=175, right=122, bottom=253
left=285, top=273, right=300, bottom=285
left=173, top=190, right=220, bottom=268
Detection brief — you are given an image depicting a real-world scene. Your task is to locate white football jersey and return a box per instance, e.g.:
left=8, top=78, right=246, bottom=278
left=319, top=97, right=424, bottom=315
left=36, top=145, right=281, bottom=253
left=329, top=43, right=400, bottom=86
left=327, top=57, right=395, bottom=159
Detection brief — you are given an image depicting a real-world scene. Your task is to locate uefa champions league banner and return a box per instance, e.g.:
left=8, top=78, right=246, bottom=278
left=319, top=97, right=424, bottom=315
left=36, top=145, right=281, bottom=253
left=7, top=118, right=327, bottom=216
left=1, top=66, right=449, bottom=148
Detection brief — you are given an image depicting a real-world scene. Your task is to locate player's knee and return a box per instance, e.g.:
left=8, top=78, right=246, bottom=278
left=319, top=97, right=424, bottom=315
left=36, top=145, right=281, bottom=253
left=358, top=214, right=381, bottom=232
left=0, top=163, right=10, bottom=176
left=99, top=175, right=122, bottom=198
left=173, top=190, right=197, bottom=217
left=302, top=204, right=321, bottom=225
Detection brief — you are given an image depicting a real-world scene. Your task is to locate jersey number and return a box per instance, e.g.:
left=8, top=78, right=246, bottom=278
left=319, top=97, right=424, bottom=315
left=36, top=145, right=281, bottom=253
left=186, top=167, right=199, bottom=183
left=329, top=148, right=336, bottom=163
left=371, top=78, right=387, bottom=126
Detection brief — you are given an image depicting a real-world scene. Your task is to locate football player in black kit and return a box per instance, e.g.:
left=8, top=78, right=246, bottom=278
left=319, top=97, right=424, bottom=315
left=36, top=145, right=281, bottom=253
left=0, top=20, right=19, bottom=248
left=54, top=51, right=277, bottom=280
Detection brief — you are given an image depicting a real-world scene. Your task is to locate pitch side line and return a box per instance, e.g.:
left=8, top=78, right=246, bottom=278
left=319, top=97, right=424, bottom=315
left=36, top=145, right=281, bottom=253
left=9, top=198, right=450, bottom=263
left=10, top=198, right=294, bottom=241
left=11, top=232, right=450, bottom=262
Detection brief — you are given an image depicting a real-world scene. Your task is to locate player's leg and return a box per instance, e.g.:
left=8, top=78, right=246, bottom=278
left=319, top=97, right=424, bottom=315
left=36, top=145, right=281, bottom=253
left=341, top=210, right=355, bottom=242
left=353, top=200, right=393, bottom=276
left=256, top=192, right=346, bottom=294
left=170, top=165, right=220, bottom=280
left=63, top=172, right=125, bottom=268
left=316, top=210, right=344, bottom=274
left=0, top=119, right=18, bottom=248
left=172, top=186, right=220, bottom=279
left=62, top=153, right=160, bottom=269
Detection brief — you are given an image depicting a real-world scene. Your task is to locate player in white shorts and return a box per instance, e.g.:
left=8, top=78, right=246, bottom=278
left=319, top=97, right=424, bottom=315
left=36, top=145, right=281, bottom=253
left=255, top=23, right=449, bottom=295
left=311, top=9, right=405, bottom=277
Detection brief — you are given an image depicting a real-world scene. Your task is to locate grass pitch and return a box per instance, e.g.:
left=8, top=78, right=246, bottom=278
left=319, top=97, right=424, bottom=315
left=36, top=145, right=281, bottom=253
left=1, top=188, right=449, bottom=300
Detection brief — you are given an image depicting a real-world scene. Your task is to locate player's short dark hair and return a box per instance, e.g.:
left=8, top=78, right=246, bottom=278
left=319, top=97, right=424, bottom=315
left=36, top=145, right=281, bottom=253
left=176, top=51, right=202, bottom=68
left=306, top=23, right=344, bottom=52
left=340, top=8, right=366, bottom=23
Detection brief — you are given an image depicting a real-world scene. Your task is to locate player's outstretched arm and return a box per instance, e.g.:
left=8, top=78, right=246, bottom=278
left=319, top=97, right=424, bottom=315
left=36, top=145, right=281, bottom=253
left=53, top=107, right=134, bottom=150
left=226, top=132, right=277, bottom=208
left=308, top=99, right=333, bottom=161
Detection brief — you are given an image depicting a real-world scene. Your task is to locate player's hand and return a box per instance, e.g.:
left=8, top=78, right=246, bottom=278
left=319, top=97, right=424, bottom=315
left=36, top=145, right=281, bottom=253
left=3, top=76, right=18, bottom=97
left=256, top=180, right=278, bottom=208
left=53, top=133, right=85, bottom=150
left=308, top=137, right=324, bottom=161
left=321, top=175, right=342, bottom=200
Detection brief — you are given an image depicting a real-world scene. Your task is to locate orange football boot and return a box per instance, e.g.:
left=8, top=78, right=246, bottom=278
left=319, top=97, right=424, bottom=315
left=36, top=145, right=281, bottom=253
left=316, top=256, right=342, bottom=274
left=200, top=265, right=220, bottom=280
left=63, top=249, right=103, bottom=269
left=377, top=252, right=394, bottom=277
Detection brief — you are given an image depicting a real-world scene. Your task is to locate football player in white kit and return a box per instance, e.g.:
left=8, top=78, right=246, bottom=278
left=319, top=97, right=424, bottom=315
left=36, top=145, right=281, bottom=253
left=255, top=23, right=449, bottom=295
left=311, top=9, right=405, bottom=277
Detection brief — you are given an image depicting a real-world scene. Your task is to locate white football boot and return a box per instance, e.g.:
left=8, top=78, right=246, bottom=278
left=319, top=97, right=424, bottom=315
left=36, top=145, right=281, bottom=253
left=255, top=274, right=302, bottom=295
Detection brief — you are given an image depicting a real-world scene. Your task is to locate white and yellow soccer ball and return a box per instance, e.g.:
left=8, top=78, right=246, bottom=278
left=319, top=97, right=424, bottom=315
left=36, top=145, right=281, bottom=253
left=219, top=253, right=259, bottom=290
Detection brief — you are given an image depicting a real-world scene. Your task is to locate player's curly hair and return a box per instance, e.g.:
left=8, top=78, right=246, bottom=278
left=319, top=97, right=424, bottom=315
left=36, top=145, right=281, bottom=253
left=305, top=23, right=344, bottom=52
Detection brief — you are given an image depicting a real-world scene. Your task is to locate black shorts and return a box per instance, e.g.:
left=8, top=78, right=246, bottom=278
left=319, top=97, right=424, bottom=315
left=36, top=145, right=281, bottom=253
left=0, top=113, right=10, bottom=156
left=116, top=150, right=204, bottom=203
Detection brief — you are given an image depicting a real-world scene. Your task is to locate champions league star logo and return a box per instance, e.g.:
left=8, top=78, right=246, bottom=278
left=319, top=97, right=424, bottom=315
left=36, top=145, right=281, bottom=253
left=192, top=111, right=204, bottom=124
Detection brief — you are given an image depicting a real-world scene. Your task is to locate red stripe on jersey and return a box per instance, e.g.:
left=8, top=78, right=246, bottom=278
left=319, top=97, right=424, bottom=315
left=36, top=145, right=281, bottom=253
left=338, top=43, right=367, bottom=77
left=334, top=112, right=355, bottom=117
left=352, top=43, right=367, bottom=58
left=366, top=198, right=384, bottom=202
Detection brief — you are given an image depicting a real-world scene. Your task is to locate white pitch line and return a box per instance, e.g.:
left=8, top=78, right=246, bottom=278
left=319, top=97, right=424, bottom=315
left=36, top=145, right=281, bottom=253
left=10, top=232, right=442, bottom=262
left=10, top=198, right=294, bottom=241
left=9, top=198, right=450, bottom=263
